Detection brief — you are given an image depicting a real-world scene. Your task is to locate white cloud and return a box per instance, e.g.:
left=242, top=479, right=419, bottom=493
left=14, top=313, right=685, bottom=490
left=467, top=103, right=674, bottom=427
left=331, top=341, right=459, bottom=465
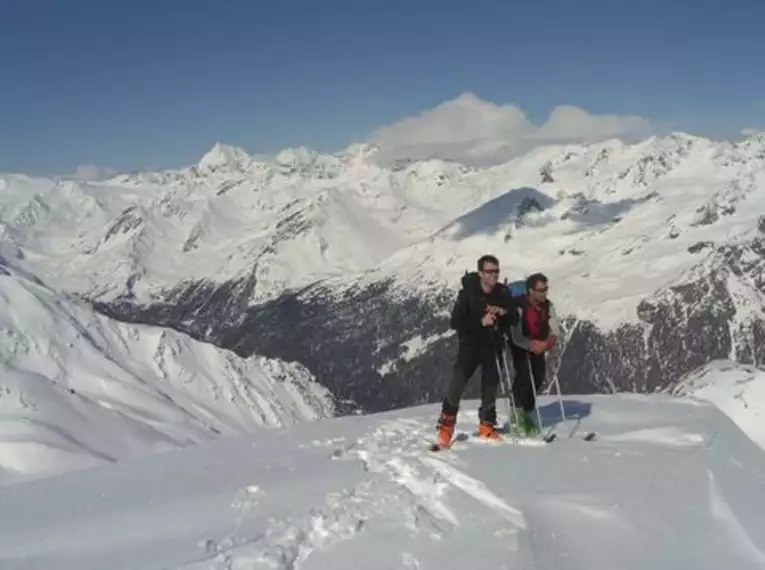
left=367, top=92, right=655, bottom=166
left=68, top=164, right=118, bottom=181
left=741, top=127, right=764, bottom=137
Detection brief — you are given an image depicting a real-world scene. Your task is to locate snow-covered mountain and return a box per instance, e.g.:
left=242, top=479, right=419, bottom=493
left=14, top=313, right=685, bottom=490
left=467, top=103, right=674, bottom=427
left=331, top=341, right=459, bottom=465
left=0, top=256, right=335, bottom=484
left=1, top=131, right=764, bottom=413
left=3, top=130, right=765, bottom=568
left=0, top=143, right=487, bottom=306
left=1, top=386, right=765, bottom=569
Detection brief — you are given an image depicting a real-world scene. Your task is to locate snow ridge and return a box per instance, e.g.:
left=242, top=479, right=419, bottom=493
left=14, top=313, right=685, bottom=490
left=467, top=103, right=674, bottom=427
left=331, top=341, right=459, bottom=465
left=673, top=359, right=765, bottom=449
left=0, top=257, right=335, bottom=484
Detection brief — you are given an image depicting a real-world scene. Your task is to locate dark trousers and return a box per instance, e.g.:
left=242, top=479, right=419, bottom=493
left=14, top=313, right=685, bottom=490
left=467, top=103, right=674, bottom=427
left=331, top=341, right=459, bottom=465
left=441, top=343, right=500, bottom=425
left=510, top=346, right=546, bottom=411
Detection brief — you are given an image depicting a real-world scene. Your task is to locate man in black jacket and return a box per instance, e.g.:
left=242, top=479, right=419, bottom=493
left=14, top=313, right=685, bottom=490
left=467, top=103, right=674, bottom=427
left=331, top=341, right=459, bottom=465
left=435, top=254, right=517, bottom=448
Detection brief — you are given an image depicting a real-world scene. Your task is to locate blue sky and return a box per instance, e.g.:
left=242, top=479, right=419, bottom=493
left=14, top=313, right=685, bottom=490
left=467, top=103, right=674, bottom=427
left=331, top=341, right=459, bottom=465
left=1, top=0, right=764, bottom=174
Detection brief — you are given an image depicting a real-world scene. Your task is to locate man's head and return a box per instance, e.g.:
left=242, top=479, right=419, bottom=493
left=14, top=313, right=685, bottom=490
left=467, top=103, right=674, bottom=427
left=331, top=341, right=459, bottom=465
left=525, top=272, right=549, bottom=304
left=477, top=254, right=500, bottom=289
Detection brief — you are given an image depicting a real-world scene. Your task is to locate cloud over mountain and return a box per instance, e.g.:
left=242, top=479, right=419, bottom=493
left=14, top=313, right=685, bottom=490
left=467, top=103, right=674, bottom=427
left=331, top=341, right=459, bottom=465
left=367, top=92, right=655, bottom=166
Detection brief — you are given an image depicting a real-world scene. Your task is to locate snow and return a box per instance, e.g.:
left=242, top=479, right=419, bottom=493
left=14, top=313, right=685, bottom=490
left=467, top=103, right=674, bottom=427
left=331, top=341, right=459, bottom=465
left=3, top=131, right=762, bottom=325
left=0, top=258, right=335, bottom=485
left=197, top=143, right=252, bottom=172
left=377, top=330, right=455, bottom=376
left=1, top=390, right=764, bottom=569
left=673, top=359, right=765, bottom=450
left=1, top=127, right=765, bottom=566
left=371, top=133, right=765, bottom=329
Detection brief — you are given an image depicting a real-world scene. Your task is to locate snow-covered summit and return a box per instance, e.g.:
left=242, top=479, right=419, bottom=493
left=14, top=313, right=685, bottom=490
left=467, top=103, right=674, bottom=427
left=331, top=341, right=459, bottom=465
left=197, top=142, right=252, bottom=172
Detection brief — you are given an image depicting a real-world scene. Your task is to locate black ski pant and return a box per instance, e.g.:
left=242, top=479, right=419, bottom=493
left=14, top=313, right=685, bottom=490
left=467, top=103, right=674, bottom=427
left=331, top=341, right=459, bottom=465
left=441, top=342, right=500, bottom=425
left=510, top=346, right=546, bottom=412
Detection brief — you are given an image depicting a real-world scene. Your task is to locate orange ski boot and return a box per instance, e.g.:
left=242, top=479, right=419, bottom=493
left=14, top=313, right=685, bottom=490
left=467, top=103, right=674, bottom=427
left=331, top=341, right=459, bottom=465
left=478, top=421, right=502, bottom=441
left=435, top=412, right=456, bottom=449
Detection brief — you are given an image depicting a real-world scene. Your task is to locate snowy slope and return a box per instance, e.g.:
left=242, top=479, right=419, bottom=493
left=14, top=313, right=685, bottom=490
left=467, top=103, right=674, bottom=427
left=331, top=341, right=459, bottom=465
left=673, top=359, right=765, bottom=449
left=1, top=389, right=764, bottom=569
left=0, top=257, right=335, bottom=485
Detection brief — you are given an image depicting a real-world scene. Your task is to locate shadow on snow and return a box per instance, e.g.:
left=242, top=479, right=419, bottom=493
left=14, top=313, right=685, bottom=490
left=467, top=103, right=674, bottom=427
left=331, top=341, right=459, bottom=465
left=447, top=398, right=593, bottom=441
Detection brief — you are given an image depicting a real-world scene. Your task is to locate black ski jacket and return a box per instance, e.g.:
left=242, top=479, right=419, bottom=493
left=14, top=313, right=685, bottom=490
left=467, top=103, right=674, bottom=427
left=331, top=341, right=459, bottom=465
left=449, top=271, right=518, bottom=350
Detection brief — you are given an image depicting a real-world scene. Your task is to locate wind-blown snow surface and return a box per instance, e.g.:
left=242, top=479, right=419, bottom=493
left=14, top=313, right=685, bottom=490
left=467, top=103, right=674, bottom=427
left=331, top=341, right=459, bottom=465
left=1, top=392, right=765, bottom=570
left=0, top=259, right=335, bottom=485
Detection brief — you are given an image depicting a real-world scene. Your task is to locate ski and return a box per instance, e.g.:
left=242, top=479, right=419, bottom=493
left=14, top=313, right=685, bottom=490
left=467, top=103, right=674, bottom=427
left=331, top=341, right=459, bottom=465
left=426, top=426, right=595, bottom=452
left=541, top=429, right=597, bottom=442
left=426, top=431, right=548, bottom=451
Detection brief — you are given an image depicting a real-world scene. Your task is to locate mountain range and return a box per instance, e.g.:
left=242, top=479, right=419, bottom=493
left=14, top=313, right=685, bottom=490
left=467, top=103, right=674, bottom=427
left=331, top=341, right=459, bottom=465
left=2, top=130, right=764, bottom=417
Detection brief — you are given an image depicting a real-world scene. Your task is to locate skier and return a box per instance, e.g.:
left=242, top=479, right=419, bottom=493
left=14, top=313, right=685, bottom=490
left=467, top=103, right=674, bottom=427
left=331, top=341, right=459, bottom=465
left=435, top=254, right=518, bottom=448
left=507, top=272, right=560, bottom=435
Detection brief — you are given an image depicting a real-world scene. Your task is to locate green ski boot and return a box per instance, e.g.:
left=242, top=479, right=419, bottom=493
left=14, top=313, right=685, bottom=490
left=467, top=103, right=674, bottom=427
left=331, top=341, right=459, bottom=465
left=520, top=410, right=540, bottom=436
left=509, top=407, right=526, bottom=436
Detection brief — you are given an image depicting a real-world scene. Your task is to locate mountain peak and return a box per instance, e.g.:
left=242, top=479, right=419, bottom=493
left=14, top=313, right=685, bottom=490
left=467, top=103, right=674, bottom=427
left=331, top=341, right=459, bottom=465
left=197, top=142, right=252, bottom=171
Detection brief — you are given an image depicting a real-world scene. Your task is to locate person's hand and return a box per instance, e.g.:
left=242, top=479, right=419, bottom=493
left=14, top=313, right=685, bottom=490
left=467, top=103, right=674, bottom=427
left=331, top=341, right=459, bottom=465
left=529, top=340, right=547, bottom=354
left=486, top=305, right=506, bottom=316
left=546, top=335, right=557, bottom=351
left=481, top=312, right=496, bottom=327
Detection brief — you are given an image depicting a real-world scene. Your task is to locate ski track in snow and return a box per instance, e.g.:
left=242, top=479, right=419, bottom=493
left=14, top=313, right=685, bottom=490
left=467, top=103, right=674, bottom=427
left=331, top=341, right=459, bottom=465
left=173, top=400, right=765, bottom=570
left=179, top=415, right=535, bottom=570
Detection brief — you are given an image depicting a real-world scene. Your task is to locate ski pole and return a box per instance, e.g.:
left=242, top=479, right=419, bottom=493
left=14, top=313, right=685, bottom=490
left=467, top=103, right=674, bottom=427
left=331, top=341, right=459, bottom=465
left=551, top=371, right=566, bottom=424
left=493, top=334, right=518, bottom=431
left=499, top=337, right=520, bottom=432
left=526, top=353, right=544, bottom=432
left=493, top=351, right=512, bottom=429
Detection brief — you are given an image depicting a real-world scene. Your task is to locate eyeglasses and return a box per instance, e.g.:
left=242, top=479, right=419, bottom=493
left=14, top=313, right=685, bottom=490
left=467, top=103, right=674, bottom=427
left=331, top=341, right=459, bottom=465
left=482, top=269, right=499, bottom=275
